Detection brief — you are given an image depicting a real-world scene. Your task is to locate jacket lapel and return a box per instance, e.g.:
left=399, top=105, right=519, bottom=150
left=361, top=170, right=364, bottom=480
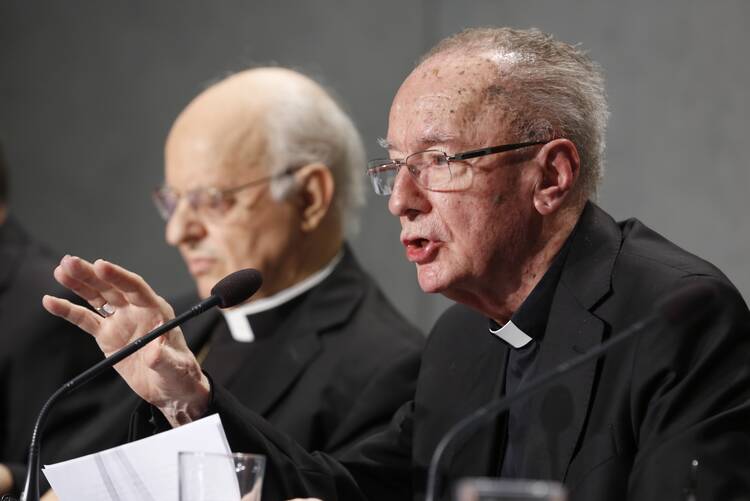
left=446, top=333, right=509, bottom=478
left=215, top=247, right=365, bottom=416
left=414, top=306, right=509, bottom=482
left=526, top=202, right=622, bottom=480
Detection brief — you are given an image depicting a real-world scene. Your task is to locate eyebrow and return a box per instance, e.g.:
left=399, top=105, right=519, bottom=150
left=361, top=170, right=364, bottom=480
left=420, top=133, right=459, bottom=148
left=376, top=133, right=459, bottom=153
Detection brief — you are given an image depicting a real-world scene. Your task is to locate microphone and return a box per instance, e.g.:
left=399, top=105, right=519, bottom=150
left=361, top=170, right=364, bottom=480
left=424, top=281, right=721, bottom=501
left=17, top=268, right=263, bottom=501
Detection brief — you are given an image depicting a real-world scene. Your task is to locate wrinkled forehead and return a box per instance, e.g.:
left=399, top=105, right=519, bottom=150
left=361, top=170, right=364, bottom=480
left=166, top=99, right=271, bottom=186
left=387, top=53, right=514, bottom=153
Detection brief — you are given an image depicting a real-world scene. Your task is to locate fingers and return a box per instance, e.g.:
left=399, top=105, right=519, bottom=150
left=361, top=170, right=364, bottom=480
left=53, top=262, right=105, bottom=307
left=42, top=295, right=102, bottom=335
left=57, top=256, right=128, bottom=308
left=92, top=259, right=162, bottom=307
left=55, top=256, right=163, bottom=311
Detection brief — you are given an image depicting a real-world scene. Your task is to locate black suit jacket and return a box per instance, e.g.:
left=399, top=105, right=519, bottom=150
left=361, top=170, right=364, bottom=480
left=204, top=203, right=750, bottom=501
left=0, top=218, right=129, bottom=494
left=156, top=246, right=424, bottom=454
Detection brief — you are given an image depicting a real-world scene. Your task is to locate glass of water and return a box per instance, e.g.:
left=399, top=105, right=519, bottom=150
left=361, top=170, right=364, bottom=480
left=179, top=452, right=265, bottom=501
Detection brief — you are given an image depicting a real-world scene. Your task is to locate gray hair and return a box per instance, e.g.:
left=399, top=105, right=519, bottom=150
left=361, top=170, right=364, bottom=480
left=260, top=76, right=366, bottom=235
left=423, top=27, right=609, bottom=199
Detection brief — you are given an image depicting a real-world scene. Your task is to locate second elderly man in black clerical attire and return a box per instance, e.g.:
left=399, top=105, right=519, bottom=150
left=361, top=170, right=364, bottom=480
left=149, top=68, right=423, bottom=453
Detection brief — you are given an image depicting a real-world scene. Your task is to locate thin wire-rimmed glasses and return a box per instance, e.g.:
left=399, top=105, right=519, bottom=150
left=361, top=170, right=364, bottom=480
left=152, top=166, right=300, bottom=221
left=366, top=141, right=547, bottom=196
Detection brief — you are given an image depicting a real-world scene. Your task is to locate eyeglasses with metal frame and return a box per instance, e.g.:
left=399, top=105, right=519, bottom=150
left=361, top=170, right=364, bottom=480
left=152, top=166, right=300, bottom=221
left=366, top=140, right=547, bottom=196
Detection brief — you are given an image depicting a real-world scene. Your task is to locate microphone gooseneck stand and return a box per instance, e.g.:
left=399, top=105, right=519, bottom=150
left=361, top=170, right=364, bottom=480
left=15, top=268, right=262, bottom=501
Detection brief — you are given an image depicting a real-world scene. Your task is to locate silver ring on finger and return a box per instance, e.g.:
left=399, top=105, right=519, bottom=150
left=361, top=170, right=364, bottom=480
left=95, top=302, right=116, bottom=318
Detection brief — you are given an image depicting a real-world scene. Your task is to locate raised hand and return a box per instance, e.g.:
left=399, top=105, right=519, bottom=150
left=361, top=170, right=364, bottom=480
left=42, top=256, right=209, bottom=426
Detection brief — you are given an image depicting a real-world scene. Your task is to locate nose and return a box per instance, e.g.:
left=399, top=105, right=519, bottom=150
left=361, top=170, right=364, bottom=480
left=387, top=167, right=430, bottom=220
left=165, top=199, right=206, bottom=247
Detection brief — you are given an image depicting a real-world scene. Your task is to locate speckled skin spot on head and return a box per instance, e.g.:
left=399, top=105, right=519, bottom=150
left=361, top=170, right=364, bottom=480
left=388, top=53, right=524, bottom=154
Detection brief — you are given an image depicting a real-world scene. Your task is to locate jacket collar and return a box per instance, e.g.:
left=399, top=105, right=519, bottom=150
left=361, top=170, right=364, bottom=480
left=560, top=202, right=622, bottom=310
left=181, top=244, right=366, bottom=416
left=524, top=201, right=623, bottom=481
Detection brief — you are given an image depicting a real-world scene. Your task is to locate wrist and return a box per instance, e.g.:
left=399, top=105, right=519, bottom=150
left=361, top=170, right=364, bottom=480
left=159, top=372, right=211, bottom=427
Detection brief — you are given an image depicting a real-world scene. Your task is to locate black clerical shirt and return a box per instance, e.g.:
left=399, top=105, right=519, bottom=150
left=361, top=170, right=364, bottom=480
left=490, top=238, right=573, bottom=478
left=201, top=292, right=308, bottom=380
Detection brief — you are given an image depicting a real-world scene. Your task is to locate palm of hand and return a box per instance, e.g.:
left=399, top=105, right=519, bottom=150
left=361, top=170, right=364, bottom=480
left=96, top=297, right=201, bottom=407
left=43, top=256, right=208, bottom=414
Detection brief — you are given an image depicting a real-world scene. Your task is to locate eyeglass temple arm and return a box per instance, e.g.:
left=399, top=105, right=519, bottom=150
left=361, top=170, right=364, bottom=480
left=451, top=141, right=547, bottom=161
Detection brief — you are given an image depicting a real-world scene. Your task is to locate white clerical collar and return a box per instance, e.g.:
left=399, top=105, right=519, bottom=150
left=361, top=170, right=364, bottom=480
left=220, top=251, right=343, bottom=342
left=489, top=319, right=533, bottom=349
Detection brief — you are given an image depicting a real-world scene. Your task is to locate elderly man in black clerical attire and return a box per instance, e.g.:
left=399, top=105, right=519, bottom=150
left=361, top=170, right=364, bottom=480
left=45, top=28, right=750, bottom=500
left=149, top=67, right=424, bottom=454
left=8, top=69, right=424, bottom=501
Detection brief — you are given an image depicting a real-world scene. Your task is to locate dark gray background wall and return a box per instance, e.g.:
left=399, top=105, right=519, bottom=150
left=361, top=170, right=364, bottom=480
left=1, top=1, right=748, bottom=333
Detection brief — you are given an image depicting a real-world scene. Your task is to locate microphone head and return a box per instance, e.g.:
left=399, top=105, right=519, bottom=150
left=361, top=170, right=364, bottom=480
left=210, top=269, right=263, bottom=308
left=656, top=281, right=722, bottom=326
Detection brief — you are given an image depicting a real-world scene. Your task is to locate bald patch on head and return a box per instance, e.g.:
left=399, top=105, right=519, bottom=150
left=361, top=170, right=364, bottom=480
left=167, top=67, right=332, bottom=182
left=441, top=54, right=528, bottom=144
left=421, top=54, right=514, bottom=110
left=389, top=53, right=524, bottom=152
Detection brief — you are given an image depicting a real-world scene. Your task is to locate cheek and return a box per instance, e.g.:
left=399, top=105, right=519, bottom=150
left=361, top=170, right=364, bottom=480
left=444, top=197, right=513, bottom=271
left=441, top=196, right=494, bottom=249
left=221, top=228, right=259, bottom=265
left=213, top=211, right=298, bottom=269
left=201, top=219, right=254, bottom=261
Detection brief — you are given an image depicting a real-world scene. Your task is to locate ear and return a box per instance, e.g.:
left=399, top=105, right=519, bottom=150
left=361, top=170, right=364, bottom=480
left=532, top=138, right=580, bottom=215
left=293, top=163, right=336, bottom=232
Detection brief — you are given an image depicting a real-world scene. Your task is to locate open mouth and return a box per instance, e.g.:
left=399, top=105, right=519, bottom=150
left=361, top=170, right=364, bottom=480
left=404, top=238, right=440, bottom=264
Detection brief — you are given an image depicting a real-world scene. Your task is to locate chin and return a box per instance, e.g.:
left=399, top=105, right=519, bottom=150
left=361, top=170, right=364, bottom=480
left=416, top=266, right=450, bottom=294
left=194, top=279, right=214, bottom=300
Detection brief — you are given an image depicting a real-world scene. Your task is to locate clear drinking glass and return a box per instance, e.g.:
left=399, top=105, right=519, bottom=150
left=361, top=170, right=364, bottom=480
left=178, top=452, right=265, bottom=501
left=455, top=478, right=567, bottom=501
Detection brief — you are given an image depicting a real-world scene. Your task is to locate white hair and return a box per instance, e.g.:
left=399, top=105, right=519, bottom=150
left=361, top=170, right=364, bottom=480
left=260, top=76, right=366, bottom=235
left=423, top=27, right=610, bottom=199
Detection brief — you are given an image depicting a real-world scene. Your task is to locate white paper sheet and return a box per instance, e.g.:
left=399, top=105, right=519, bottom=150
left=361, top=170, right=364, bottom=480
left=43, top=413, right=233, bottom=501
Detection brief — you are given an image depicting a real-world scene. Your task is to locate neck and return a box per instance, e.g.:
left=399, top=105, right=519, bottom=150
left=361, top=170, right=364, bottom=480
left=255, top=225, right=343, bottom=300
left=449, top=207, right=580, bottom=324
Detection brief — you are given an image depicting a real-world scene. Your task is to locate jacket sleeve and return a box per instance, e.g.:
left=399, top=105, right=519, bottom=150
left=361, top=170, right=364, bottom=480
left=212, top=384, right=415, bottom=501
left=128, top=378, right=416, bottom=501
left=320, top=341, right=422, bottom=455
